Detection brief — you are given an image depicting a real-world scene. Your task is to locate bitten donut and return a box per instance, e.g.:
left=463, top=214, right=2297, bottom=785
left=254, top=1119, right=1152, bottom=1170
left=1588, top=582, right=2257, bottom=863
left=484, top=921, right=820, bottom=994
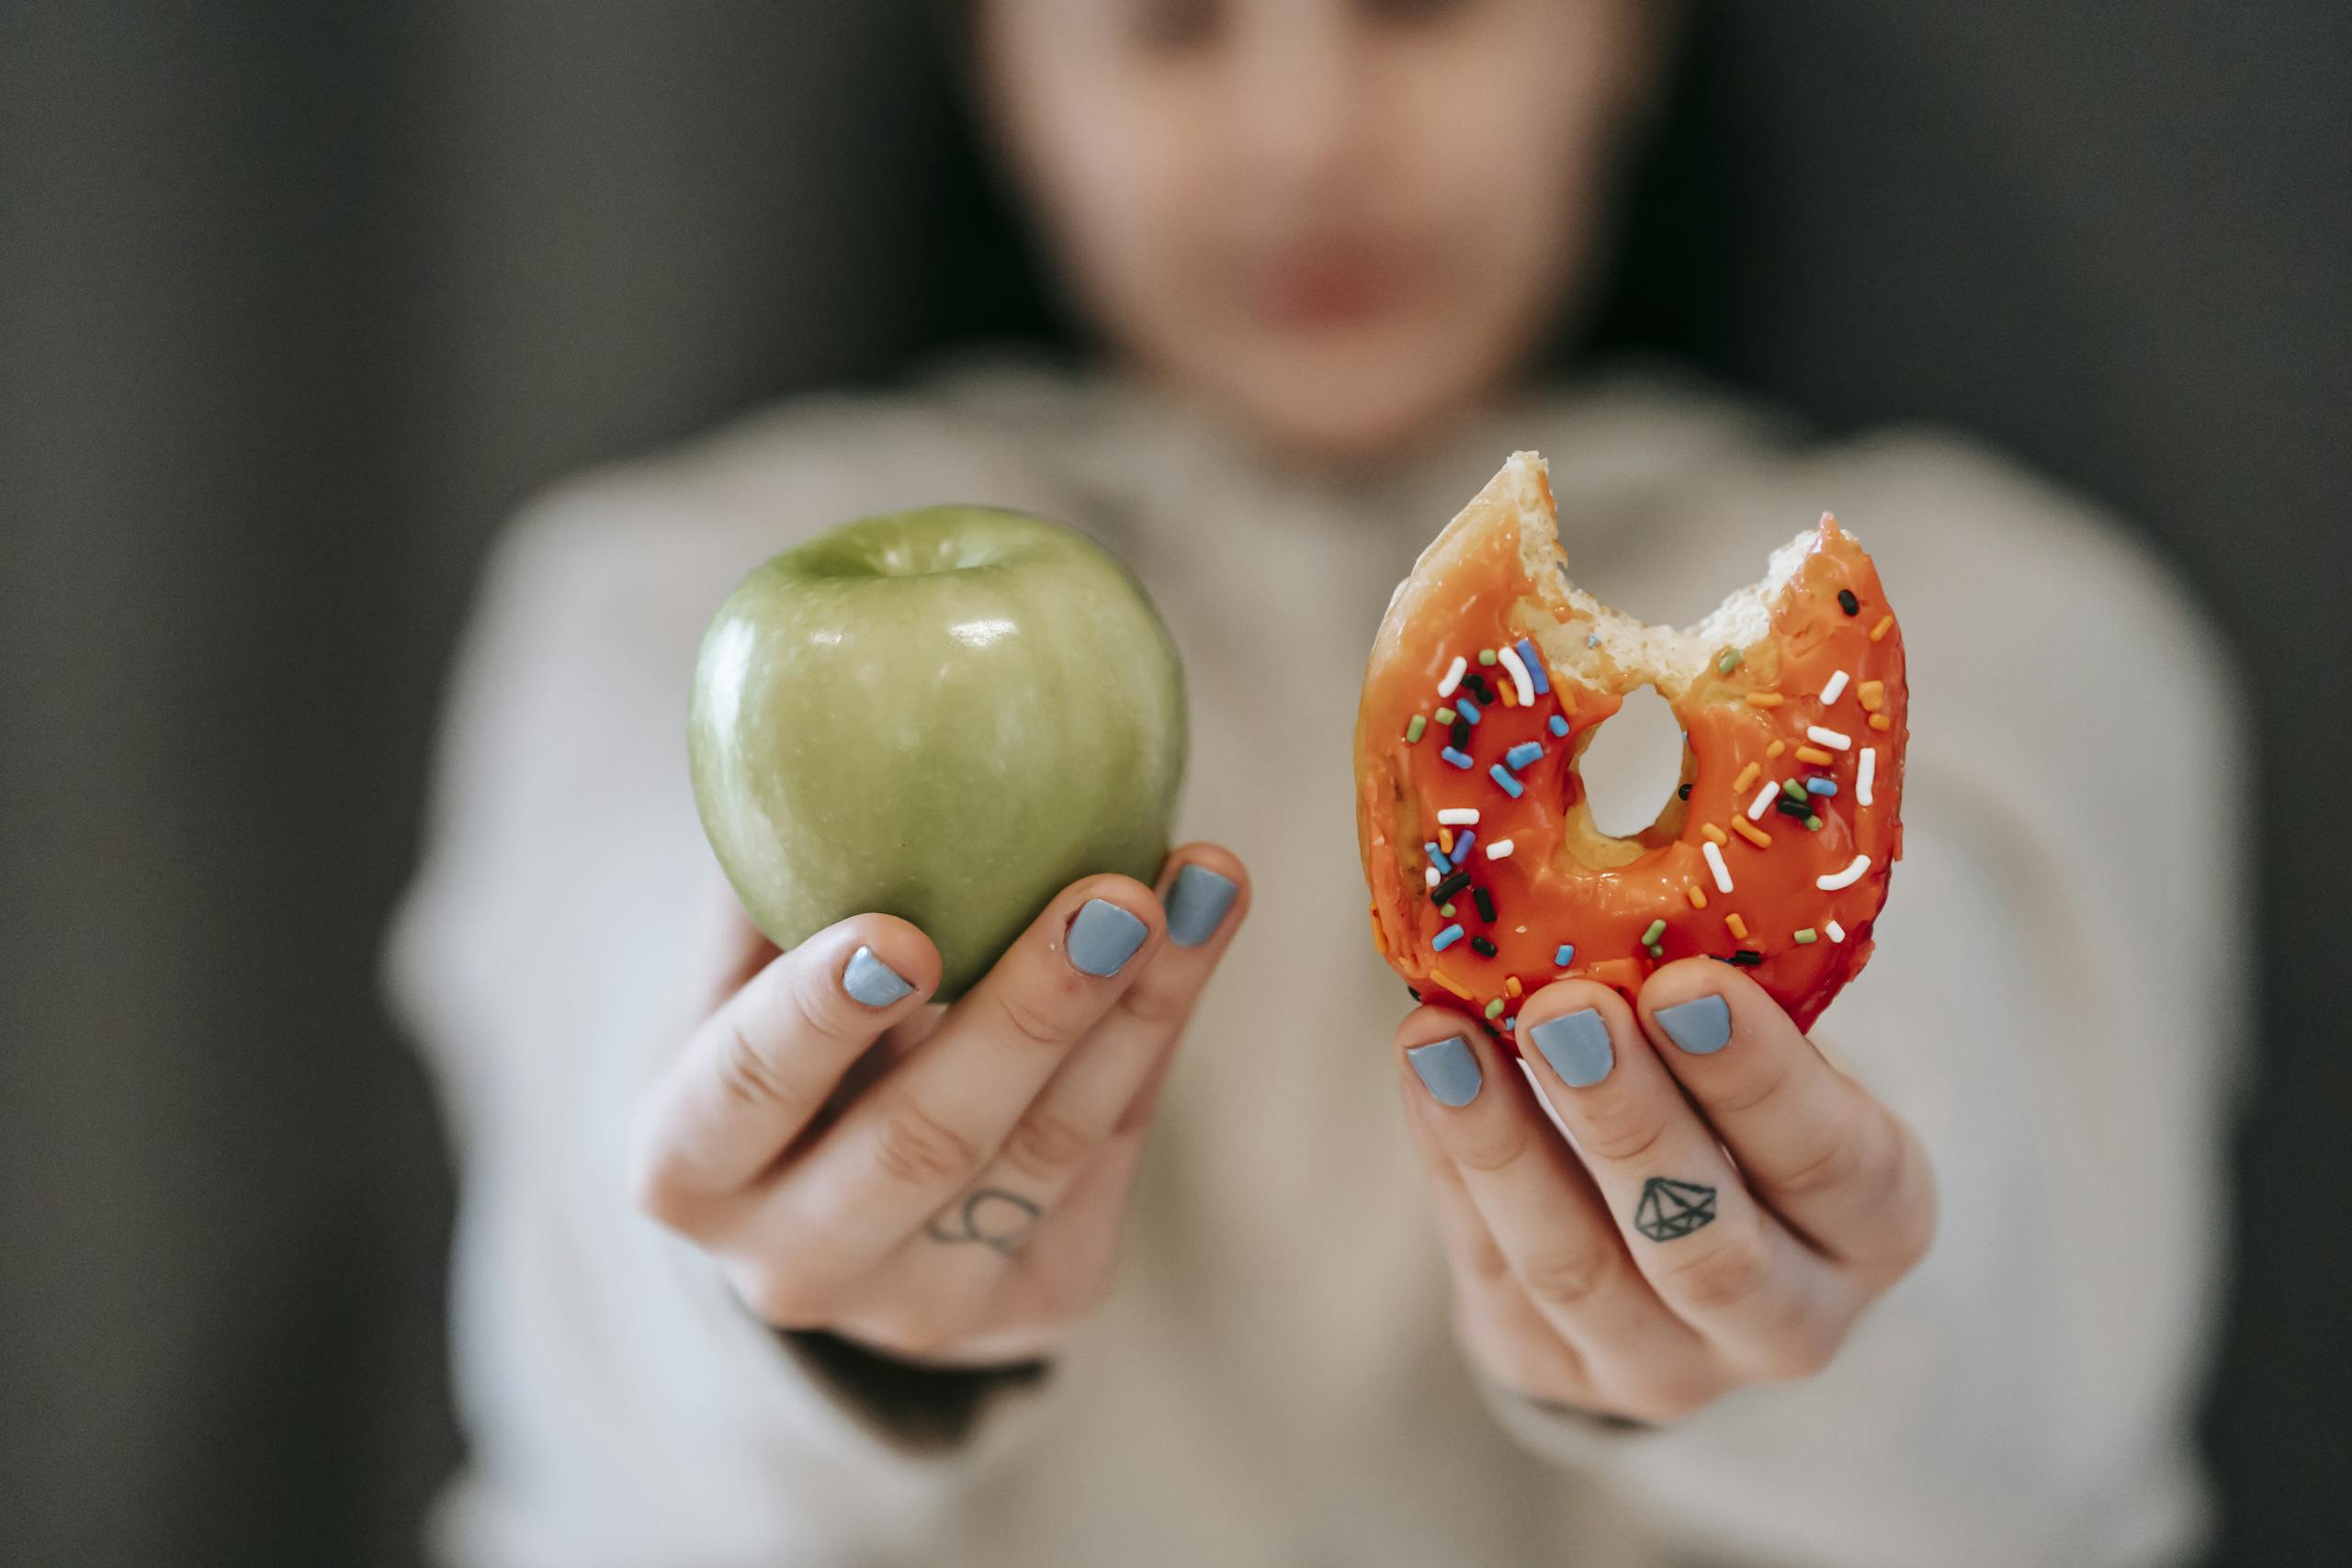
left=1354, top=451, right=1907, bottom=1040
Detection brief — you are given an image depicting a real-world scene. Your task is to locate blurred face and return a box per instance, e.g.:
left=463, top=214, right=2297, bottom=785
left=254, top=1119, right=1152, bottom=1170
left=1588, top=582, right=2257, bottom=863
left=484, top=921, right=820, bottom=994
left=976, top=0, right=1658, bottom=462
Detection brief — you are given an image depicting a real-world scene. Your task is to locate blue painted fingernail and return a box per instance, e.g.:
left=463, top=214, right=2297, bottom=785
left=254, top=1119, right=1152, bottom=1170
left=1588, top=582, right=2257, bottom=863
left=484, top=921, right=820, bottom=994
left=1408, top=1035, right=1482, bottom=1107
left=842, top=945, right=913, bottom=1008
left=1656, top=994, right=1733, bottom=1054
left=1529, top=1007, right=1613, bottom=1087
left=1068, top=898, right=1149, bottom=976
left=1163, top=863, right=1238, bottom=948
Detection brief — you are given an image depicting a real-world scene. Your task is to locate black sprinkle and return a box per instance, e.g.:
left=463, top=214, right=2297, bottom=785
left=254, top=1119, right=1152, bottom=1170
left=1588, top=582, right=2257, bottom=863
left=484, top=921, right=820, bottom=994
left=1838, top=588, right=1860, bottom=616
left=1464, top=672, right=1495, bottom=704
left=1774, top=795, right=1813, bottom=818
left=1470, top=936, right=1498, bottom=958
left=1677, top=782, right=1692, bottom=800
left=1472, top=886, right=1497, bottom=922
left=1450, top=718, right=1471, bottom=750
left=1406, top=987, right=1422, bottom=1002
left=1434, top=869, right=1473, bottom=901
left=1729, top=949, right=1764, bottom=966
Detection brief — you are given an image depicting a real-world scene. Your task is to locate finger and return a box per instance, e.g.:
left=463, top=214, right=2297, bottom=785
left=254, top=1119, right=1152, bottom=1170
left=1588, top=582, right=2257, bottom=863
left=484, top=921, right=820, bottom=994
left=746, top=874, right=1167, bottom=1284
left=1396, top=1010, right=1715, bottom=1408
left=1511, top=980, right=1858, bottom=1380
left=1637, top=962, right=1937, bottom=1280
left=631, top=914, right=938, bottom=1218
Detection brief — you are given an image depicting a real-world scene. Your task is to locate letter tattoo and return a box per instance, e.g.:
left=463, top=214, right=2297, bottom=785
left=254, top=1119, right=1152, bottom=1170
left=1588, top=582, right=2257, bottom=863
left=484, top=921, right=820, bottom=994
left=925, top=1188, right=1042, bottom=1257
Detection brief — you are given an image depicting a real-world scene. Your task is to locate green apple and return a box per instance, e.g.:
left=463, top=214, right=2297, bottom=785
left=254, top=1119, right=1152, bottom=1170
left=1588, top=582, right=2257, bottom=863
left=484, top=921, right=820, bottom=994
left=688, top=505, right=1187, bottom=999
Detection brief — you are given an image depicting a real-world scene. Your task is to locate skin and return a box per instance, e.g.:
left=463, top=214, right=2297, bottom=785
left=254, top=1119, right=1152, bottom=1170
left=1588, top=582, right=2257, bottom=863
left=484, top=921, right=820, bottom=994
left=636, top=0, right=1937, bottom=1408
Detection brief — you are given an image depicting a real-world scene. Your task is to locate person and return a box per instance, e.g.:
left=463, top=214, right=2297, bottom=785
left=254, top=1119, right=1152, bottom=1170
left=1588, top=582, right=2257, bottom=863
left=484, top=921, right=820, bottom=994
left=384, top=2, right=2246, bottom=1563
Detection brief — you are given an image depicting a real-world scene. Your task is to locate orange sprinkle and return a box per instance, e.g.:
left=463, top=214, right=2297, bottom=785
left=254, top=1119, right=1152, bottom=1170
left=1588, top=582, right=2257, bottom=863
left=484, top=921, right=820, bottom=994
left=1505, top=975, right=1523, bottom=998
left=1429, top=967, right=1476, bottom=1002
left=1766, top=739, right=1787, bottom=759
left=1795, top=745, right=1835, bottom=766
left=1859, top=680, right=1886, bottom=711
left=1686, top=885, right=1709, bottom=910
left=1746, top=692, right=1785, bottom=707
left=1731, top=817, right=1773, bottom=848
left=1733, top=761, right=1760, bottom=793
left=1701, top=822, right=1728, bottom=845
left=1869, top=713, right=1893, bottom=731
left=1371, top=908, right=1388, bottom=955
left=1725, top=912, right=1749, bottom=940
left=1498, top=679, right=1517, bottom=707
left=1868, top=614, right=1894, bottom=643
left=1439, top=828, right=1454, bottom=854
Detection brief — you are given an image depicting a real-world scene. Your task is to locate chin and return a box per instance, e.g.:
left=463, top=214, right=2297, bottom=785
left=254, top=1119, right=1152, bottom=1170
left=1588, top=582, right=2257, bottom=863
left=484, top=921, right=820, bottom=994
left=1198, top=335, right=1512, bottom=470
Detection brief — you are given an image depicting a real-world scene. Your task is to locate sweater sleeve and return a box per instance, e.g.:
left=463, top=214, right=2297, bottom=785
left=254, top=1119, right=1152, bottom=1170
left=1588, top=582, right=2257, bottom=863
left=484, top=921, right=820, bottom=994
left=1481, top=440, right=2251, bottom=1567
left=380, top=402, right=1086, bottom=1568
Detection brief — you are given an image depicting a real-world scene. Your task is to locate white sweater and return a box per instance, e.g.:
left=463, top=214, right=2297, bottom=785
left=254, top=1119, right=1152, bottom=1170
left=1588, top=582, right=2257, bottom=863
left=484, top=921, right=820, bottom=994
left=384, top=364, right=2246, bottom=1568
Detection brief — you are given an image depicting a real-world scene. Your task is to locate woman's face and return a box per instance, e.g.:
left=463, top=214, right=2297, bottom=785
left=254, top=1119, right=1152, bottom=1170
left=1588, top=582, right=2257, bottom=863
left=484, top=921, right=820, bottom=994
left=977, top=0, right=1657, bottom=462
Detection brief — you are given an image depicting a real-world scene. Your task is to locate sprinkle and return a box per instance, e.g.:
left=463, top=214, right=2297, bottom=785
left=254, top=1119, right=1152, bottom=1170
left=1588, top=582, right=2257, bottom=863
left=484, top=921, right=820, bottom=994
left=1434, top=869, right=1472, bottom=900
left=1766, top=739, right=1786, bottom=759
left=1826, top=919, right=1848, bottom=943
left=1702, top=840, right=1735, bottom=894
left=1804, top=814, right=1822, bottom=831
left=1858, top=748, right=1877, bottom=806
left=1437, top=807, right=1480, bottom=826
left=1488, top=766, right=1524, bottom=798
left=1497, top=680, right=1517, bottom=707
left=1451, top=718, right=1471, bottom=750
left=1439, top=902, right=1455, bottom=918
left=1838, top=589, right=1860, bottom=616
left=1439, top=829, right=1454, bottom=856
left=1435, top=705, right=1457, bottom=725
left=1747, top=780, right=1781, bottom=820
left=1432, top=922, right=1465, bottom=952
left=1640, top=918, right=1667, bottom=945
left=1781, top=778, right=1807, bottom=800
left=1869, top=613, right=1894, bottom=642
left=1816, top=853, right=1871, bottom=891
left=1505, top=975, right=1522, bottom=998
left=1775, top=797, right=1813, bottom=819
left=1498, top=642, right=1536, bottom=706
left=1732, top=818, right=1773, bottom=848
left=1430, top=968, right=1475, bottom=1001
left=1686, top=885, right=1709, bottom=910
left=1437, top=655, right=1466, bottom=696
left=1424, top=840, right=1451, bottom=870
left=1502, top=1015, right=1516, bottom=1031
left=1554, top=943, right=1576, bottom=966
left=1646, top=944, right=1665, bottom=960
left=1505, top=741, right=1544, bottom=771
left=1859, top=680, right=1885, bottom=711
left=1794, top=927, right=1819, bottom=944
left=1424, top=866, right=1439, bottom=888
left=1679, top=783, right=1692, bottom=800
left=1515, top=638, right=1550, bottom=694
left=1453, top=830, right=1476, bottom=860
left=1484, top=838, right=1515, bottom=860
left=1819, top=669, right=1849, bottom=705
left=1473, top=886, right=1497, bottom=921
left=1465, top=672, right=1494, bottom=705
left=1470, top=935, right=1498, bottom=957
left=1701, top=822, right=1728, bottom=845
left=1441, top=747, right=1475, bottom=769
left=1405, top=715, right=1427, bottom=743
left=1806, top=726, right=1852, bottom=750
left=1547, top=714, right=1570, bottom=738
left=1478, top=648, right=1498, bottom=667
left=1456, top=696, right=1482, bottom=725
left=1733, top=761, right=1760, bottom=793
left=1794, top=745, right=1835, bottom=766
left=1718, top=648, right=1744, bottom=674
left=1728, top=949, right=1763, bottom=966
left=1870, top=713, right=1893, bottom=731
left=1485, top=998, right=1506, bottom=1020
left=1806, top=777, right=1838, bottom=795
left=1372, top=909, right=1388, bottom=953
left=1724, top=911, right=1748, bottom=940
left=1746, top=692, right=1785, bottom=707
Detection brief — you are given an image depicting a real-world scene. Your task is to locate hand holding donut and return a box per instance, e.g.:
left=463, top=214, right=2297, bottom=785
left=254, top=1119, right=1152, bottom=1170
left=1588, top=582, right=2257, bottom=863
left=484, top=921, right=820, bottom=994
left=1397, top=961, right=1935, bottom=1422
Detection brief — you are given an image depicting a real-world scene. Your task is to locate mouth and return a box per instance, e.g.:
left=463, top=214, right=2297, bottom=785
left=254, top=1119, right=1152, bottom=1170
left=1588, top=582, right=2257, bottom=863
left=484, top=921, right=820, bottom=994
left=1241, top=238, right=1422, bottom=333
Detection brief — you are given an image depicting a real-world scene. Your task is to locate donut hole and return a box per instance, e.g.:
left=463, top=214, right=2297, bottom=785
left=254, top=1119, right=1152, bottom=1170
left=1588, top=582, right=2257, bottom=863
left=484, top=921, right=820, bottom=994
left=1569, top=682, right=1692, bottom=852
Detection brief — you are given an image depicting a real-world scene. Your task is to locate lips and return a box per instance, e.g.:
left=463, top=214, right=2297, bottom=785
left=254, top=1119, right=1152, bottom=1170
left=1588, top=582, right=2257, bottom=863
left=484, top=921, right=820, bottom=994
left=1242, top=240, right=1419, bottom=331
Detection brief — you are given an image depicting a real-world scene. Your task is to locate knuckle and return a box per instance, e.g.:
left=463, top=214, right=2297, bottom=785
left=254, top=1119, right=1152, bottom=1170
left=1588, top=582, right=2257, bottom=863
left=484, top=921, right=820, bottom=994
left=1114, top=974, right=1193, bottom=1029
left=1772, top=1128, right=1866, bottom=1200
left=871, top=1094, right=984, bottom=1189
left=1660, top=1225, right=1774, bottom=1313
left=1001, top=1104, right=1097, bottom=1185
left=1519, top=1246, right=1617, bottom=1313
left=737, top=1266, right=830, bottom=1330
left=1450, top=1121, right=1530, bottom=1176
left=862, top=1301, right=969, bottom=1360
left=1582, top=1107, right=1673, bottom=1166
left=714, top=1021, right=794, bottom=1113
left=1622, top=1371, right=1722, bottom=1425
left=996, top=986, right=1077, bottom=1052
left=1709, top=1055, right=1797, bottom=1118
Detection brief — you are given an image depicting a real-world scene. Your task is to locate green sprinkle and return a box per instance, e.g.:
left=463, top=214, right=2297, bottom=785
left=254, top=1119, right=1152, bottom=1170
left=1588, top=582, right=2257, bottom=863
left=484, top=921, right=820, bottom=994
left=1434, top=705, right=1456, bottom=725
left=1640, top=918, right=1667, bottom=945
left=1804, top=814, right=1823, bottom=831
left=1794, top=928, right=1818, bottom=944
left=1439, top=902, right=1456, bottom=918
left=1484, top=998, right=1506, bottom=1020
left=1646, top=943, right=1665, bottom=959
left=1478, top=649, right=1498, bottom=666
left=1405, top=714, right=1427, bottom=744
left=1718, top=647, right=1744, bottom=674
left=1781, top=778, right=1806, bottom=800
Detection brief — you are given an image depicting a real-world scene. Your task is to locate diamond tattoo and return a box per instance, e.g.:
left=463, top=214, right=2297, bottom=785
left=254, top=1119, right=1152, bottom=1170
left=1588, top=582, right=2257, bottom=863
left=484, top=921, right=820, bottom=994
left=1633, top=1177, right=1718, bottom=1243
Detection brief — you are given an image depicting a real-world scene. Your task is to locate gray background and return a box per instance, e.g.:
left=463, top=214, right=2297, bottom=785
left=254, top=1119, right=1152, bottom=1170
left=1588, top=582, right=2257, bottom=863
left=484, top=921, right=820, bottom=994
left=4, top=3, right=2345, bottom=1563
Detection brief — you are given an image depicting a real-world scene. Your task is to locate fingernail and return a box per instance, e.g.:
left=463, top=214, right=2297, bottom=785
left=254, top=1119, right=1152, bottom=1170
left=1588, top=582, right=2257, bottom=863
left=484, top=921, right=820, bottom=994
left=1068, top=898, right=1149, bottom=976
left=842, top=945, right=913, bottom=1008
left=1163, top=863, right=1238, bottom=947
left=1407, top=1035, right=1482, bottom=1107
left=1656, top=994, right=1733, bottom=1055
left=1528, top=1007, right=1613, bottom=1087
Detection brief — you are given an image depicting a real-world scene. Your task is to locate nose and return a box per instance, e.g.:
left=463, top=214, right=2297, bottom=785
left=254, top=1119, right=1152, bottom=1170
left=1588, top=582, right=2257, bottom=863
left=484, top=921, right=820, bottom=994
left=1226, top=10, right=1374, bottom=198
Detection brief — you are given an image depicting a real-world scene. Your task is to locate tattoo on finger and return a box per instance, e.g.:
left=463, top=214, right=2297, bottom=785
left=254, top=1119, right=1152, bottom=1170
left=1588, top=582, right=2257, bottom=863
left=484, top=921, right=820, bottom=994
left=1634, top=1177, right=1717, bottom=1243
left=925, top=1187, right=1043, bottom=1257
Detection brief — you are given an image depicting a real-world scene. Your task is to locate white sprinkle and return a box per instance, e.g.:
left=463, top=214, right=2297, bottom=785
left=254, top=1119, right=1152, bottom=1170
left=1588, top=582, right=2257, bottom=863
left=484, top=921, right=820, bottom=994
left=1826, top=919, right=1848, bottom=943
left=1819, top=669, right=1849, bottom=705
left=1436, top=655, right=1467, bottom=698
left=1702, top=840, right=1734, bottom=895
left=1805, top=725, right=1853, bottom=750
left=1747, top=780, right=1780, bottom=820
left=1497, top=643, right=1536, bottom=706
left=1425, top=866, right=1440, bottom=888
left=1816, top=854, right=1871, bottom=891
left=1436, top=807, right=1480, bottom=826
left=1484, top=838, right=1515, bottom=861
left=1858, top=748, right=1877, bottom=807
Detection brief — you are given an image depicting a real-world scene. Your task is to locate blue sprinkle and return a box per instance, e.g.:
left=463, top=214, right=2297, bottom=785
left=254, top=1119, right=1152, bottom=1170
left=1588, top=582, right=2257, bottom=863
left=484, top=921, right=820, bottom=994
left=1452, top=830, right=1476, bottom=861
left=1586, top=633, right=1600, bottom=648
left=1547, top=714, right=1570, bottom=738
left=1432, top=923, right=1465, bottom=952
left=1424, top=840, right=1451, bottom=874
left=1805, top=777, right=1839, bottom=795
left=1554, top=943, right=1576, bottom=966
left=1488, top=764, right=1524, bottom=798
left=1502, top=1015, right=1518, bottom=1032
left=1515, top=638, right=1549, bottom=694
left=1454, top=696, right=1482, bottom=725
left=1441, top=747, right=1475, bottom=769
left=1505, top=740, right=1544, bottom=771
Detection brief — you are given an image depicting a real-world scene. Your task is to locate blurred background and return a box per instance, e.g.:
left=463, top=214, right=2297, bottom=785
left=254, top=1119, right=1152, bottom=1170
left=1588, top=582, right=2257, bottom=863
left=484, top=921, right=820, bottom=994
left=3, top=3, right=2346, bottom=1563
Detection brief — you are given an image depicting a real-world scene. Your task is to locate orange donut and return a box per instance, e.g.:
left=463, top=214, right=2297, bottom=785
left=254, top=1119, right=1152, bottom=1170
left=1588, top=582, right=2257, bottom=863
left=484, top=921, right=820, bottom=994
left=1354, top=452, right=1907, bottom=1039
